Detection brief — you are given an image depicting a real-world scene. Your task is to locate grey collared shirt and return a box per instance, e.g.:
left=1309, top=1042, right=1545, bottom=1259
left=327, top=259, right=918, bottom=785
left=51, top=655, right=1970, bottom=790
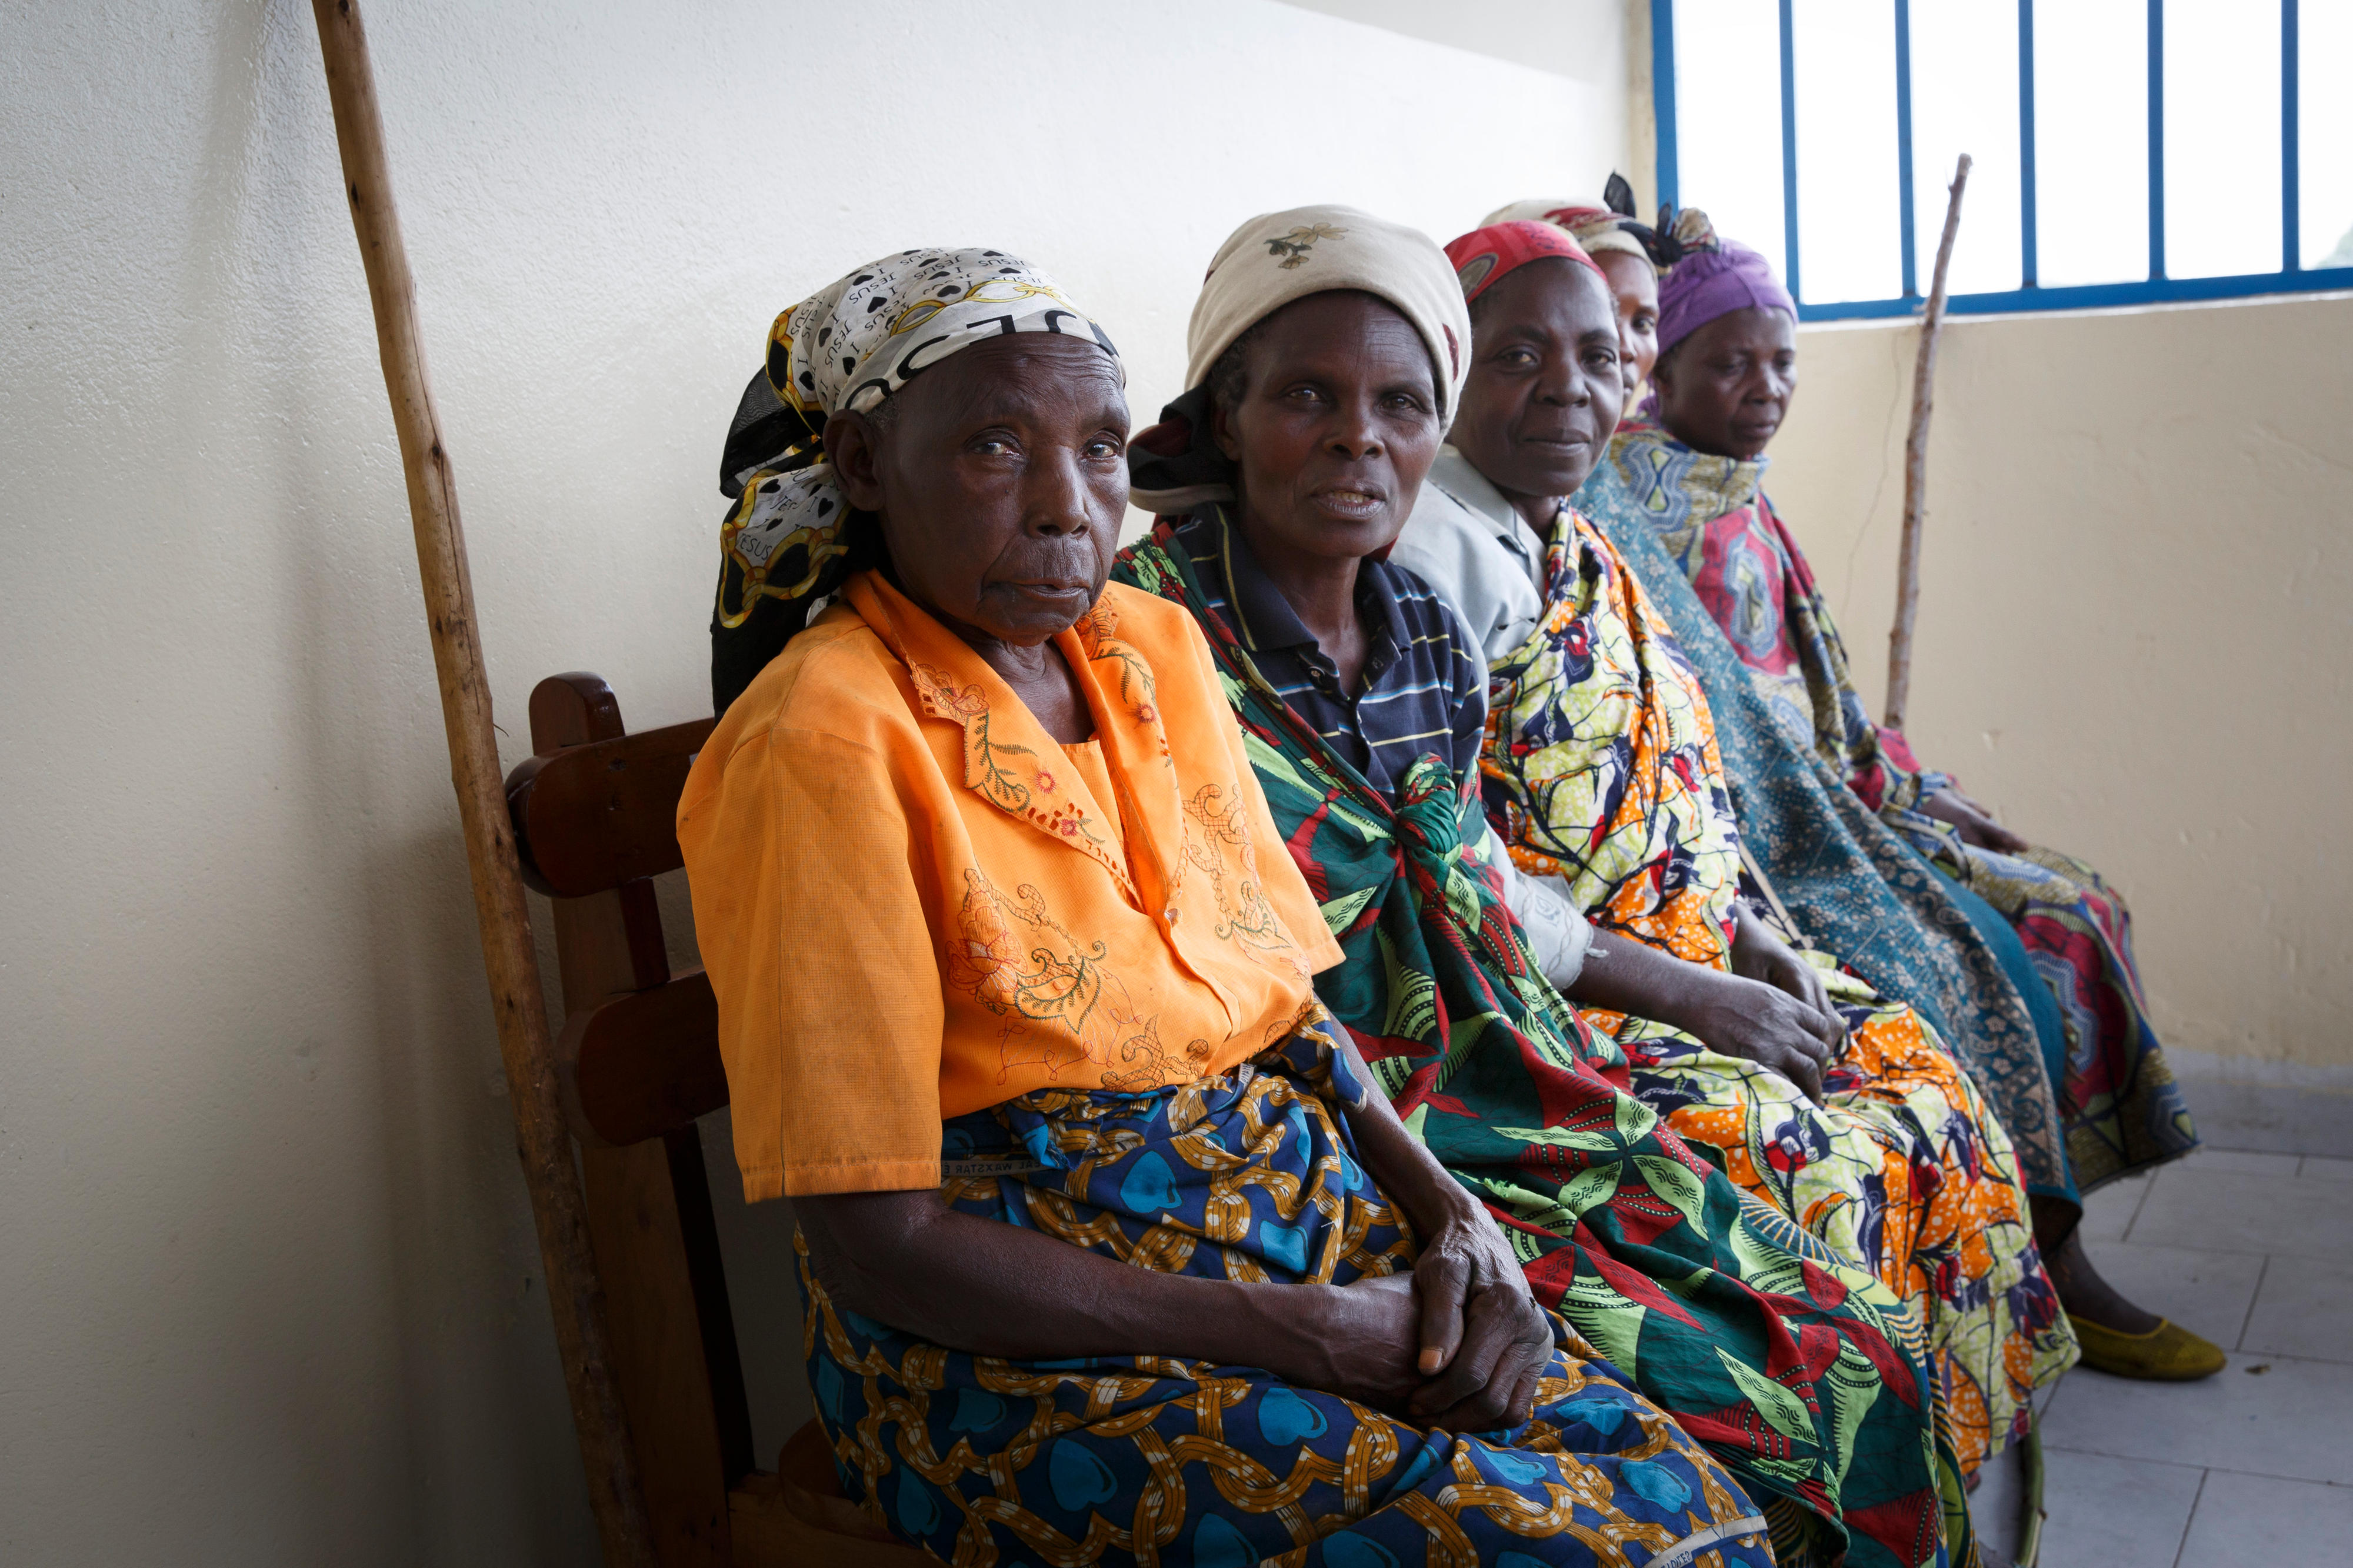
left=1389, top=446, right=1554, bottom=666
left=1391, top=446, right=1597, bottom=990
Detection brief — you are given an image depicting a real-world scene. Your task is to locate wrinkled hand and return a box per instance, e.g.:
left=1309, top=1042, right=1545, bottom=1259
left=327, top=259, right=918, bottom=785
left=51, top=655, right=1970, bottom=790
left=1729, top=906, right=1834, bottom=1017
left=1921, top=787, right=2029, bottom=853
left=1689, top=969, right=1844, bottom=1105
left=1400, top=1199, right=1553, bottom=1432
left=1284, top=1219, right=1550, bottom=1430
left=1284, top=1274, right=1427, bottom=1416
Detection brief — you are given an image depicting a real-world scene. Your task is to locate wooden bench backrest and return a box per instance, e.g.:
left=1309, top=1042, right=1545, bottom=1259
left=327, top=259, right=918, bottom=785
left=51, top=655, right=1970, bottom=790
left=506, top=674, right=749, bottom=1563
left=508, top=672, right=925, bottom=1567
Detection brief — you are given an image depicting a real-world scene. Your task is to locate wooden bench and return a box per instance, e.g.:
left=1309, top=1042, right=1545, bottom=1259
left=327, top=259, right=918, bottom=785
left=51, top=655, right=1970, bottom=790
left=505, top=673, right=925, bottom=1567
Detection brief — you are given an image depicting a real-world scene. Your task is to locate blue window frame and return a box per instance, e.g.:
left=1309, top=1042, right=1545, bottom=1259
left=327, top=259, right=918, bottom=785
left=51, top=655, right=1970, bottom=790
left=1652, top=0, right=2353, bottom=319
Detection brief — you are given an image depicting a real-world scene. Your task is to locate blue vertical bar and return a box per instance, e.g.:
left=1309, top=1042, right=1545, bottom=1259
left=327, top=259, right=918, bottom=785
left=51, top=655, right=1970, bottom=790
left=2020, top=0, right=2039, bottom=288
left=2283, top=0, right=2300, bottom=271
left=1779, top=0, right=1802, bottom=301
left=1652, top=0, right=1679, bottom=211
left=2148, top=0, right=2165, bottom=279
left=1895, top=0, right=1918, bottom=298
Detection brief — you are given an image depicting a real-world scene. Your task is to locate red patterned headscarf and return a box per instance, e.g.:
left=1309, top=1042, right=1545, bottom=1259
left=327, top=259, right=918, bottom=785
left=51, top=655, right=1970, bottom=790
left=1442, top=221, right=1605, bottom=307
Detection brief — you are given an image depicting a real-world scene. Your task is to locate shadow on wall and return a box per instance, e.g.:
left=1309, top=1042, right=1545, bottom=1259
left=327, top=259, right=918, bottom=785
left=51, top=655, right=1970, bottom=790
left=38, top=1, right=605, bottom=1556
left=276, top=186, right=596, bottom=1568
left=701, top=1112, right=818, bottom=1462
left=359, top=824, right=599, bottom=1557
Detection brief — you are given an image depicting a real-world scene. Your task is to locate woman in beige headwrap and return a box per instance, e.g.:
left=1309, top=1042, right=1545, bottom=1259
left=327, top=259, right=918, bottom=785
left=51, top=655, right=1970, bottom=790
left=1118, top=205, right=1984, bottom=1568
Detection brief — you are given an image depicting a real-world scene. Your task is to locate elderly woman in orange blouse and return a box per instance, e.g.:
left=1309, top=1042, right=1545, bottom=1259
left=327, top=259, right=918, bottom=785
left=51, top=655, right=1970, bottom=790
left=678, top=249, right=1779, bottom=1568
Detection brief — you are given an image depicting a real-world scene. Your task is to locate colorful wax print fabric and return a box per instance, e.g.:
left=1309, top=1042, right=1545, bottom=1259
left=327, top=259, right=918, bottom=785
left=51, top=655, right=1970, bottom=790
left=1582, top=424, right=2195, bottom=1196
left=1475, top=503, right=2074, bottom=1473
left=799, top=1031, right=1779, bottom=1568
left=1599, top=1010, right=2069, bottom=1476
left=1115, top=530, right=1974, bottom=1568
left=1571, top=442, right=2064, bottom=1202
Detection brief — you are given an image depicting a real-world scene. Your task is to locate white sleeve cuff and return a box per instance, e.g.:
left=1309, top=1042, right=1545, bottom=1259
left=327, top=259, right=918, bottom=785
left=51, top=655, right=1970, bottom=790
left=1484, top=824, right=1595, bottom=989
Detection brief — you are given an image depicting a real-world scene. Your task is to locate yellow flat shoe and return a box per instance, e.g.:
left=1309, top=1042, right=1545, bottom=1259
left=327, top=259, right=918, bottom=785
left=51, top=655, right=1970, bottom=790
left=2070, top=1316, right=2227, bottom=1380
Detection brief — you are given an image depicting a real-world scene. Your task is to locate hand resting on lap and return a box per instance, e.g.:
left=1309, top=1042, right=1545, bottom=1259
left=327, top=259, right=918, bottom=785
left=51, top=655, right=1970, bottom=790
left=797, top=1029, right=1555, bottom=1433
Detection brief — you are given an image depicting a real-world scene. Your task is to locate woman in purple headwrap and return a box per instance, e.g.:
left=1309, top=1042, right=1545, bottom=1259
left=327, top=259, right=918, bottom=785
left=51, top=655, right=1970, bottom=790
left=1575, top=212, right=2222, bottom=1384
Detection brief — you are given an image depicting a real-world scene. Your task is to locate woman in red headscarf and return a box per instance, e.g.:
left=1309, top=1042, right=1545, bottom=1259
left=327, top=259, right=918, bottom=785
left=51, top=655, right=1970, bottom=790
left=1391, top=219, right=2077, bottom=1485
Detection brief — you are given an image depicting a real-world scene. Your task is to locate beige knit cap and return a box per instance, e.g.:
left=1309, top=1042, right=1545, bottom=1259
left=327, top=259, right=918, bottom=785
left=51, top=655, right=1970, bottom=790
left=1182, top=204, right=1473, bottom=425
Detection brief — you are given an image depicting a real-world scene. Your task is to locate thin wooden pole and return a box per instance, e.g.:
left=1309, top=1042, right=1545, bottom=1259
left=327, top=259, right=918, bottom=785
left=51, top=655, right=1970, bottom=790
left=307, top=4, right=655, bottom=1562
left=1885, top=151, right=1971, bottom=734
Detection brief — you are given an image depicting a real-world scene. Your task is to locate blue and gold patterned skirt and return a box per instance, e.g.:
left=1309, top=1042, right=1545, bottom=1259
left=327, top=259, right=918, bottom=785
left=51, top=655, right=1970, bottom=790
left=796, top=1032, right=1774, bottom=1567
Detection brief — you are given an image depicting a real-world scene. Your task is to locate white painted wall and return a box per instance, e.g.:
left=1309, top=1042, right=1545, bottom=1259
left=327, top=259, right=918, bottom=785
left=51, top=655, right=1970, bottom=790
left=1279, top=0, right=1640, bottom=188
left=0, top=0, right=1627, bottom=1558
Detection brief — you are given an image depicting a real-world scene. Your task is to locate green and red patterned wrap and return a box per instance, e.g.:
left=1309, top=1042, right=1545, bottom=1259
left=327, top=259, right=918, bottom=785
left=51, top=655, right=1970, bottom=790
left=1116, top=525, right=1977, bottom=1568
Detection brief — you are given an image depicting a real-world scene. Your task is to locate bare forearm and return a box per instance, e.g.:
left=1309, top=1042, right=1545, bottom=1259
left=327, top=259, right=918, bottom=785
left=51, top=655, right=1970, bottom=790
left=1320, top=1026, right=1483, bottom=1236
left=1567, top=922, right=1839, bottom=1100
left=1318, top=1024, right=1555, bottom=1414
left=799, top=1190, right=1301, bottom=1370
left=1919, top=786, right=2027, bottom=850
left=1563, top=931, right=1726, bottom=1037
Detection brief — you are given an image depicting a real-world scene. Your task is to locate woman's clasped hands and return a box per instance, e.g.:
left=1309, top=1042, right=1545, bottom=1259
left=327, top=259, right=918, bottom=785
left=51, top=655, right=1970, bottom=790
left=1290, top=1188, right=1554, bottom=1434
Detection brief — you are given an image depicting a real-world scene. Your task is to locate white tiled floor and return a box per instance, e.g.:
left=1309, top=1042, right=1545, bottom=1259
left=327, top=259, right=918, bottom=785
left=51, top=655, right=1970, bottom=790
left=1999, top=1147, right=2353, bottom=1566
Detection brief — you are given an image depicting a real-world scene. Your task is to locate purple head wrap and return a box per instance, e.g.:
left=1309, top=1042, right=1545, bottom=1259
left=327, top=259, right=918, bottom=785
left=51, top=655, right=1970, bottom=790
left=1655, top=238, right=1794, bottom=359
left=1639, top=213, right=1796, bottom=417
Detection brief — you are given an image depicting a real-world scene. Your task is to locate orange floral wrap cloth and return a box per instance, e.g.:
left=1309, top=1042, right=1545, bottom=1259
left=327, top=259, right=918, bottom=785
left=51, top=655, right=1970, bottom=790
left=1482, top=508, right=2078, bottom=1472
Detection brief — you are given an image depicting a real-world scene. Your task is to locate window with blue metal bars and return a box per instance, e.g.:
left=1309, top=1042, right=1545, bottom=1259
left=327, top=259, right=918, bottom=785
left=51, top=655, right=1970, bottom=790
left=1652, top=0, right=2353, bottom=319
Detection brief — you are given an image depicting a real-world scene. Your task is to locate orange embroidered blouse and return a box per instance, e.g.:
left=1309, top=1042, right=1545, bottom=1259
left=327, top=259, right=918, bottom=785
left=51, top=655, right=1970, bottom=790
left=677, top=571, right=1345, bottom=1200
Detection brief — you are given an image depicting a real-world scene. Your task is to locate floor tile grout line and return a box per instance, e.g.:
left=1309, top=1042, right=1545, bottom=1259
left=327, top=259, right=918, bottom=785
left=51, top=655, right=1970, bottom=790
left=2083, top=1236, right=2289, bottom=1261
left=2092, top=1242, right=2281, bottom=1261
left=2039, top=1440, right=2349, bottom=1488
left=2047, top=1345, right=2352, bottom=1386
left=2171, top=1468, right=2209, bottom=1568
left=2035, top=1440, right=2207, bottom=1472
left=2169, top=1459, right=2353, bottom=1486
left=2233, top=1253, right=2271, bottom=1352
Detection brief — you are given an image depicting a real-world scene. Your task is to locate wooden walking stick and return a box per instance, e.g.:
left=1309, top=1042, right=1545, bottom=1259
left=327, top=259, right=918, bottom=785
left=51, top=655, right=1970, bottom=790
left=1884, top=151, right=1971, bottom=733
left=308, top=4, right=656, bottom=1562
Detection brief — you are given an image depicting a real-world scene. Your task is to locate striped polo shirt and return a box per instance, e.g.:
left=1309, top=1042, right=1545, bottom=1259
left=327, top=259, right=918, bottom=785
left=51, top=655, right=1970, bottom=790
left=1169, top=507, right=1487, bottom=796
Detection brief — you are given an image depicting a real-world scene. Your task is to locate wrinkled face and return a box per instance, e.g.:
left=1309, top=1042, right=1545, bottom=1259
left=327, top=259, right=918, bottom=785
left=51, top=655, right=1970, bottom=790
left=1595, top=249, right=1660, bottom=396
left=1452, top=258, right=1625, bottom=503
left=1212, top=290, right=1444, bottom=564
left=1652, top=305, right=1798, bottom=459
left=829, top=333, right=1128, bottom=646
